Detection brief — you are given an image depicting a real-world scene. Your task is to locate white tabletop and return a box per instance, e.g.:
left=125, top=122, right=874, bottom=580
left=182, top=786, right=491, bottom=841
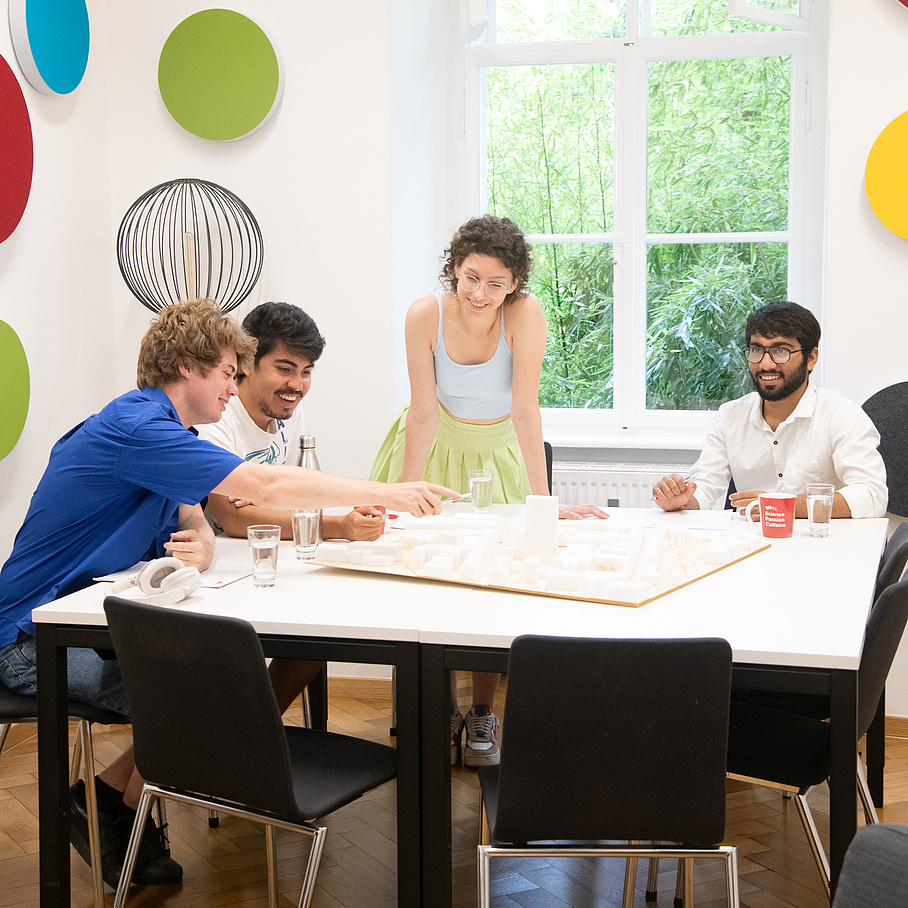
left=32, top=507, right=888, bottom=670
left=32, top=536, right=475, bottom=642
left=419, top=508, right=889, bottom=670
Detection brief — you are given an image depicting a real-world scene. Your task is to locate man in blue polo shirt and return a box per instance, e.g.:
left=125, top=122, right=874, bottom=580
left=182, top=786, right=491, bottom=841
left=0, top=299, right=455, bottom=891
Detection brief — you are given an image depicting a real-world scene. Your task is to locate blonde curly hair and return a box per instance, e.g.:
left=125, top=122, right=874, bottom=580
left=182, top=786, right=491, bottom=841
left=136, top=299, right=257, bottom=389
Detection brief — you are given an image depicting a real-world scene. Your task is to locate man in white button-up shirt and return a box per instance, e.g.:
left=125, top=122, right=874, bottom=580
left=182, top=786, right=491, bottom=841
left=653, top=301, right=888, bottom=518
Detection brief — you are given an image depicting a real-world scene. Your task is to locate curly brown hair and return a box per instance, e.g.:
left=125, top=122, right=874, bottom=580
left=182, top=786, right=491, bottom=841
left=136, top=298, right=257, bottom=389
left=439, top=215, right=533, bottom=305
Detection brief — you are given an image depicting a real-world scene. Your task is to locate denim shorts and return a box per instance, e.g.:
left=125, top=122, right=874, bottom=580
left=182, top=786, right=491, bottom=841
left=0, top=632, right=131, bottom=717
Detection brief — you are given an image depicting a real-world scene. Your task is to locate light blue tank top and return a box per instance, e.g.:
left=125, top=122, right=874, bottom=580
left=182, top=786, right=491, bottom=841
left=433, top=291, right=513, bottom=419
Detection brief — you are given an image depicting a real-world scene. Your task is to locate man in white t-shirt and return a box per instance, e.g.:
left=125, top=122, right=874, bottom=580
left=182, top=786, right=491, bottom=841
left=198, top=302, right=382, bottom=541
left=197, top=301, right=382, bottom=711
left=652, top=301, right=887, bottom=519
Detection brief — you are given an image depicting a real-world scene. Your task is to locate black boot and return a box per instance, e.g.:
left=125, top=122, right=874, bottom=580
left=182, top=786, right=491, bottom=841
left=116, top=801, right=183, bottom=886
left=68, top=779, right=124, bottom=889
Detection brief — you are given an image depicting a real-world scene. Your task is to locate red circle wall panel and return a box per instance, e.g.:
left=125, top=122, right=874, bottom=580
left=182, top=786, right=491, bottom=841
left=0, top=54, right=34, bottom=243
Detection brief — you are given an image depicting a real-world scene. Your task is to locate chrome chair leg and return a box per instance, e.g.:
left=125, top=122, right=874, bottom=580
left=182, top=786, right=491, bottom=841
left=646, top=854, right=660, bottom=901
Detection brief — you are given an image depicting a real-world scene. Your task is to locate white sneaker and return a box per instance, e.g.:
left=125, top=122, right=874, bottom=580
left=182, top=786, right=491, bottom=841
left=462, top=706, right=500, bottom=767
left=450, top=711, right=464, bottom=765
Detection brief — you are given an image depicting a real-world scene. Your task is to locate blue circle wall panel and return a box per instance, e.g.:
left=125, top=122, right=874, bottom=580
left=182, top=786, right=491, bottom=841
left=9, top=0, right=90, bottom=95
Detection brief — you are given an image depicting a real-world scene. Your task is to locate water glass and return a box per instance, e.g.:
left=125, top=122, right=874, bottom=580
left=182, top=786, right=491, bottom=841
left=291, top=509, right=321, bottom=561
left=806, top=483, right=835, bottom=538
left=247, top=524, right=281, bottom=587
left=468, top=470, right=494, bottom=513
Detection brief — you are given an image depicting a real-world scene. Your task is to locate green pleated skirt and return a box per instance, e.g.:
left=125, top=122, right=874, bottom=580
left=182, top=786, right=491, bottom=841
left=369, top=404, right=531, bottom=504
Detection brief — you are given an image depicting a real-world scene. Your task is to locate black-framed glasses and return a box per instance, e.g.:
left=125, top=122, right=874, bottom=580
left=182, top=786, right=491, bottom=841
left=458, top=273, right=513, bottom=300
left=744, top=344, right=805, bottom=365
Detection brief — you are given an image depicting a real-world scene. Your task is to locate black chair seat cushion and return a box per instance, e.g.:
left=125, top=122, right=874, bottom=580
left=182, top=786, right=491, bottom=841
left=0, top=682, right=128, bottom=725
left=726, top=701, right=830, bottom=792
left=285, top=726, right=397, bottom=820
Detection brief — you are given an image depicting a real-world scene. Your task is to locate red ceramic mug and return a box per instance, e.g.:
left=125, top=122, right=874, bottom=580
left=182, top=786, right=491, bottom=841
left=744, top=492, right=796, bottom=538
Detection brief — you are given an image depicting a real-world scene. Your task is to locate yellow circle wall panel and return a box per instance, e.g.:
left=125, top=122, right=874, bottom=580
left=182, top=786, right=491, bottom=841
left=865, top=110, right=908, bottom=240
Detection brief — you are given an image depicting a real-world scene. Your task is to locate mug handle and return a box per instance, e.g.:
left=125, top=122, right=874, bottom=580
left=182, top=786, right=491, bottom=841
left=743, top=499, right=760, bottom=523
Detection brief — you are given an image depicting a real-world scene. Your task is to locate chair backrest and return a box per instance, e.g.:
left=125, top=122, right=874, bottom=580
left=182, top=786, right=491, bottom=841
left=874, top=522, right=908, bottom=601
left=832, top=823, right=908, bottom=908
left=858, top=574, right=908, bottom=736
left=863, top=381, right=908, bottom=517
left=103, top=597, right=299, bottom=818
left=492, top=635, right=732, bottom=845
left=543, top=441, right=553, bottom=495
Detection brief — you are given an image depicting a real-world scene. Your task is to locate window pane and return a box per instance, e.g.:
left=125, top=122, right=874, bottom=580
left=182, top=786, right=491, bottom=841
left=646, top=242, right=788, bottom=410
left=486, top=64, right=615, bottom=234
left=650, top=0, right=776, bottom=35
left=495, top=0, right=626, bottom=43
left=648, top=56, right=790, bottom=234
left=535, top=243, right=614, bottom=409
left=747, top=0, right=799, bottom=14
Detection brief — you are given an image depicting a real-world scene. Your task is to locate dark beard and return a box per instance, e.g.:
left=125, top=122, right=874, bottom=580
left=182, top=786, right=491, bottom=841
left=750, top=357, right=809, bottom=401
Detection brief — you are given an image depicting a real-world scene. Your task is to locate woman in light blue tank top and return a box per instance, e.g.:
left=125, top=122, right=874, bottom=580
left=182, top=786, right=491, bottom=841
left=370, top=216, right=606, bottom=766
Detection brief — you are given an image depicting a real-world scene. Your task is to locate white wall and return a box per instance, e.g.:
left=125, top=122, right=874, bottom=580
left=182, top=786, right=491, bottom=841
left=826, top=0, right=908, bottom=714
left=3, top=0, right=908, bottom=702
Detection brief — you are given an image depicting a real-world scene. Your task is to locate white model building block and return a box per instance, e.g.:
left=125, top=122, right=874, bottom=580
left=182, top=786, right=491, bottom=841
left=578, top=574, right=611, bottom=599
left=314, top=542, right=350, bottom=563
left=409, top=544, right=457, bottom=570
left=544, top=570, right=582, bottom=593
left=605, top=580, right=653, bottom=603
left=348, top=540, right=403, bottom=559
left=525, top=494, right=559, bottom=563
left=523, top=556, right=541, bottom=584
left=459, top=551, right=486, bottom=583
left=486, top=557, right=511, bottom=586
left=362, top=554, right=397, bottom=567
left=590, top=554, right=625, bottom=571
left=421, top=558, right=455, bottom=579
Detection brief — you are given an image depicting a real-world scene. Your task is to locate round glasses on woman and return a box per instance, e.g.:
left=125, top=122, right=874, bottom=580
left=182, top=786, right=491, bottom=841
left=458, top=273, right=512, bottom=300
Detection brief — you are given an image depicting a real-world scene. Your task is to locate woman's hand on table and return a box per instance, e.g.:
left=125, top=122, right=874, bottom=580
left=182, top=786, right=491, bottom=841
left=558, top=504, right=610, bottom=520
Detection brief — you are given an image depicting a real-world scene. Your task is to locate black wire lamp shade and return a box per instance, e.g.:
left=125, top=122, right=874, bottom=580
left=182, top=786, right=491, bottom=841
left=117, top=178, right=264, bottom=312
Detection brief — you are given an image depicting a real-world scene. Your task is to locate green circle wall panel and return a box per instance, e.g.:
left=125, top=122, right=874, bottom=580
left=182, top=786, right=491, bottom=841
left=0, top=321, right=30, bottom=460
left=158, top=9, right=284, bottom=141
left=8, top=0, right=90, bottom=95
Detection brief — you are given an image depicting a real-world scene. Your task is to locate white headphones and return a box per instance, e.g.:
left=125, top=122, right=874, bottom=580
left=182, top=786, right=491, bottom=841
left=109, top=557, right=202, bottom=606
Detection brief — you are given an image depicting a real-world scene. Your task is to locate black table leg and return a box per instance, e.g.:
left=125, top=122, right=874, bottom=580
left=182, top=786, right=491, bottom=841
left=420, top=643, right=452, bottom=908
left=37, top=624, right=70, bottom=908
left=307, top=666, right=329, bottom=730
left=396, top=641, right=423, bottom=908
left=866, top=688, right=886, bottom=806
left=828, top=668, right=859, bottom=895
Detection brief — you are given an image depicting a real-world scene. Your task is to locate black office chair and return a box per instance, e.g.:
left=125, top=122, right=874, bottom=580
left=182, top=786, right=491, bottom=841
left=831, top=823, right=908, bottom=908
left=875, top=521, right=908, bottom=601
left=863, top=381, right=908, bottom=518
left=477, top=635, right=738, bottom=908
left=726, top=573, right=908, bottom=899
left=0, top=681, right=130, bottom=908
left=102, top=597, right=398, bottom=908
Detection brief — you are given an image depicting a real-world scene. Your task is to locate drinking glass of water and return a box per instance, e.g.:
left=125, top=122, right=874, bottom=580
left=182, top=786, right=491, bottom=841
left=247, top=524, right=281, bottom=586
left=468, top=470, right=494, bottom=514
left=806, top=484, right=835, bottom=538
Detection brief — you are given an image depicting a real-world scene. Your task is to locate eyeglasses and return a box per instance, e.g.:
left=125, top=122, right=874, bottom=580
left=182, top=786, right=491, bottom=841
left=458, top=273, right=513, bottom=300
left=744, top=344, right=805, bottom=365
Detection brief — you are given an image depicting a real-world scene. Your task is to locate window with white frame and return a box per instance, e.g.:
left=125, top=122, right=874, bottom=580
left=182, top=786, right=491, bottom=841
left=460, top=0, right=825, bottom=445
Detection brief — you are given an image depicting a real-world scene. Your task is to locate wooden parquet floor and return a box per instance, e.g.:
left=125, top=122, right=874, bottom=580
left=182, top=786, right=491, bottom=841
left=2, top=675, right=907, bottom=908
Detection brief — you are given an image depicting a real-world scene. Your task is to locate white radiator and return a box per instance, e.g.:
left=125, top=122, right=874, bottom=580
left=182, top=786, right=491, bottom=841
left=551, top=463, right=693, bottom=509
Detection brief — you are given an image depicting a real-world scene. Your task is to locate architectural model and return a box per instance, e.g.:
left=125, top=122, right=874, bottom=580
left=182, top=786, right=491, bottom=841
left=312, top=504, right=769, bottom=607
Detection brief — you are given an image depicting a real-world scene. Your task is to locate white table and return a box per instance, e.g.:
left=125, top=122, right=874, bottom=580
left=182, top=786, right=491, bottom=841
left=32, top=540, right=474, bottom=908
left=414, top=507, right=888, bottom=906
left=33, top=507, right=888, bottom=907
